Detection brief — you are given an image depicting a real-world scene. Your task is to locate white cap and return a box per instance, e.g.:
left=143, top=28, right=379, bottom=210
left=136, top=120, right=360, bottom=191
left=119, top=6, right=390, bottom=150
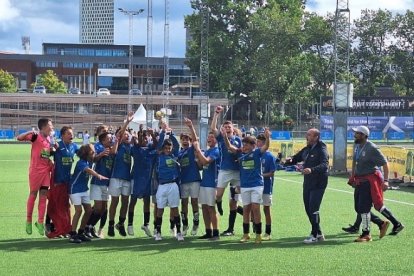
left=352, top=126, right=370, bottom=137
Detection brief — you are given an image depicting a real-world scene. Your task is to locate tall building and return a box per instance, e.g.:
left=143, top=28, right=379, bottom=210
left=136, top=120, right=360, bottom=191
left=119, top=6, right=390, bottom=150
left=79, top=0, right=114, bottom=44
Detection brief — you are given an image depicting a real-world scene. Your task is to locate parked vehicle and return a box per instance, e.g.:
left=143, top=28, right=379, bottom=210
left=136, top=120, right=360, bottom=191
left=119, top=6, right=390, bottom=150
left=96, top=88, right=111, bottom=96
left=33, top=86, right=46, bottom=94
left=17, top=88, right=28, bottom=93
left=68, top=87, right=81, bottom=94
left=129, top=88, right=142, bottom=95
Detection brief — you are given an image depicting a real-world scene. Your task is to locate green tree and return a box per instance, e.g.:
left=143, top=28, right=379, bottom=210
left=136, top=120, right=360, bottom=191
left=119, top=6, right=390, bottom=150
left=390, top=10, right=414, bottom=96
left=0, top=69, right=17, bottom=93
left=35, top=70, right=66, bottom=94
left=351, top=9, right=394, bottom=96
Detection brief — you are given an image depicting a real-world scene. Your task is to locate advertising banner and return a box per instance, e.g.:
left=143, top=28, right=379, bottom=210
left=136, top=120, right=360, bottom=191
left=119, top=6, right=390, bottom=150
left=321, top=116, right=414, bottom=137
left=321, top=96, right=414, bottom=111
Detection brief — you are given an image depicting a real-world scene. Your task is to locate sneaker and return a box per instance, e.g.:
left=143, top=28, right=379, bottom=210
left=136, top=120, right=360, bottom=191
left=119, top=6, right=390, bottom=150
left=240, top=234, right=250, bottom=243
left=198, top=233, right=212, bottom=239
left=220, top=229, right=235, bottom=236
left=127, top=225, right=134, bottom=236
left=262, top=233, right=271, bottom=241
left=115, top=223, right=127, bottom=237
left=77, top=233, right=92, bottom=242
left=182, top=225, right=189, bottom=236
left=389, top=223, right=404, bottom=236
left=255, top=234, right=262, bottom=244
left=69, top=234, right=82, bottom=244
left=342, top=224, right=359, bottom=234
left=97, top=228, right=105, bottom=239
left=303, top=235, right=318, bottom=244
left=89, top=226, right=100, bottom=239
left=191, top=225, right=199, bottom=236
left=141, top=225, right=152, bottom=237
left=34, top=222, right=45, bottom=236
left=84, top=227, right=94, bottom=239
left=379, top=221, right=390, bottom=238
left=26, top=222, right=32, bottom=235
left=354, top=234, right=372, bottom=242
left=177, top=232, right=184, bottom=241
left=108, top=225, right=115, bottom=237
left=209, top=235, right=220, bottom=241
left=154, top=233, right=162, bottom=241
left=316, top=233, right=325, bottom=241
left=170, top=227, right=177, bottom=237
left=45, top=224, right=52, bottom=236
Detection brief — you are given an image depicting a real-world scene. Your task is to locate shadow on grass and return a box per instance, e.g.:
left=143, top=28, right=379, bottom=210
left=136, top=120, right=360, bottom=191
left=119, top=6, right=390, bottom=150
left=0, top=232, right=357, bottom=254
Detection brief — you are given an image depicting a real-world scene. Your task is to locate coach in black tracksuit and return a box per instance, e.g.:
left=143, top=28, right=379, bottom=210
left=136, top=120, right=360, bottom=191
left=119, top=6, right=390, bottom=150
left=286, top=128, right=329, bottom=244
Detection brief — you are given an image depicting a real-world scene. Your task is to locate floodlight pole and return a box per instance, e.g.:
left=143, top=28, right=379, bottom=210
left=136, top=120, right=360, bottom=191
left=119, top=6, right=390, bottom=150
left=119, top=8, right=144, bottom=112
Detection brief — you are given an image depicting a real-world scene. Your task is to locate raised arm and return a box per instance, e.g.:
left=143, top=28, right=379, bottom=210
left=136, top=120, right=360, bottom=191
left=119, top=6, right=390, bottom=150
left=260, top=128, right=271, bottom=154
left=193, top=141, right=209, bottom=166
left=118, top=111, right=134, bottom=138
left=210, top=105, right=223, bottom=136
left=184, top=117, right=198, bottom=142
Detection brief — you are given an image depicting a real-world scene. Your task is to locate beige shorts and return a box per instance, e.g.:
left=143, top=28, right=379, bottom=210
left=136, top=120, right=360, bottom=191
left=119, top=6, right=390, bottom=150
left=108, top=178, right=131, bottom=197
left=180, top=181, right=200, bottom=199
left=69, top=191, right=91, bottom=206
left=198, top=186, right=216, bottom=207
left=262, top=194, right=273, bottom=206
left=241, top=186, right=263, bottom=205
left=156, top=182, right=180, bottom=209
left=217, top=170, right=240, bottom=189
left=90, top=184, right=109, bottom=201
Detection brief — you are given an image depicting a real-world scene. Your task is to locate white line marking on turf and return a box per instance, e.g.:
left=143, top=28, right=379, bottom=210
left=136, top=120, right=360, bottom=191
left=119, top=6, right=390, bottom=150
left=276, top=176, right=414, bottom=207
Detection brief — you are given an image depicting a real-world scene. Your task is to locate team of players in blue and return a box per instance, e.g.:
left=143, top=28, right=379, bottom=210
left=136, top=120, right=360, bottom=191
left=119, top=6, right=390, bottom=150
left=54, top=106, right=277, bottom=244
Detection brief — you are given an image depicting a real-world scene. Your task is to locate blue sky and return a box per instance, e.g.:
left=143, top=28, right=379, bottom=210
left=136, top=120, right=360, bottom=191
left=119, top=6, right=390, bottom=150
left=0, top=0, right=411, bottom=57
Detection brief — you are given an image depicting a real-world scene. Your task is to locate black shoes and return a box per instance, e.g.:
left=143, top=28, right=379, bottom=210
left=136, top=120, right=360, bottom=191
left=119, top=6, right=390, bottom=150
left=220, top=229, right=235, bottom=236
left=108, top=225, right=115, bottom=237
left=116, top=223, right=127, bottom=237
left=389, top=223, right=404, bottom=235
left=342, top=224, right=359, bottom=234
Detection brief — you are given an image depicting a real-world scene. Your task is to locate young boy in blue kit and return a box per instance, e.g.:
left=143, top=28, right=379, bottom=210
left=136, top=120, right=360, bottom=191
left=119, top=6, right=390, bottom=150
left=128, top=128, right=158, bottom=237
left=69, top=144, right=108, bottom=243
left=154, top=125, right=184, bottom=241
left=222, top=128, right=271, bottom=243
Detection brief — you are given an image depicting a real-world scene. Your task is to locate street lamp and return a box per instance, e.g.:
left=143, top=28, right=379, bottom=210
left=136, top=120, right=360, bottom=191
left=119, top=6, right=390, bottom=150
left=118, top=7, right=144, bottom=111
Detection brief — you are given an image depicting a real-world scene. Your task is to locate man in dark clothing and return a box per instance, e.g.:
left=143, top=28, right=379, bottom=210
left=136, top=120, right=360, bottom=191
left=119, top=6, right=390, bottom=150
left=285, top=128, right=329, bottom=244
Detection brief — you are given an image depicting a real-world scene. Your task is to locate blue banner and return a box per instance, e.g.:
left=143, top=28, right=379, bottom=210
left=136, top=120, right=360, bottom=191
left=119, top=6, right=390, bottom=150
left=321, top=116, right=414, bottom=140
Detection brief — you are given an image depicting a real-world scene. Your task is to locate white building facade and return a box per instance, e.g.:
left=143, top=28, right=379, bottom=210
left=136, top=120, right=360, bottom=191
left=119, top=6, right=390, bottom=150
left=79, top=0, right=114, bottom=44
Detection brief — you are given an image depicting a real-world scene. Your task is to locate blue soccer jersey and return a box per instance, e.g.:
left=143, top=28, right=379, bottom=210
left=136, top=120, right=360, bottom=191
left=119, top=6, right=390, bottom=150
left=92, top=145, right=113, bottom=186
left=216, top=133, right=241, bottom=170
left=200, top=147, right=220, bottom=188
left=262, top=151, right=276, bottom=195
left=178, top=146, right=201, bottom=184
left=239, top=148, right=264, bottom=188
left=131, top=144, right=157, bottom=197
left=69, top=159, right=91, bottom=194
left=111, top=143, right=132, bottom=180
left=54, top=140, right=79, bottom=183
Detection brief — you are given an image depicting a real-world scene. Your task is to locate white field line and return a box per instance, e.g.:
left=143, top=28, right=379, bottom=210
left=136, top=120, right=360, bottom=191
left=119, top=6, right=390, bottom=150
left=276, top=176, right=414, bottom=207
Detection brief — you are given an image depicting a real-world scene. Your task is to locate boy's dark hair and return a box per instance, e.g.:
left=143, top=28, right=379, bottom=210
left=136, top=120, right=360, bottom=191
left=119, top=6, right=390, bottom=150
left=98, top=132, right=110, bottom=143
left=162, top=139, right=173, bottom=148
left=60, top=126, right=72, bottom=137
left=242, top=136, right=256, bottom=145
left=256, top=133, right=266, bottom=141
left=77, top=144, right=93, bottom=160
left=38, top=118, right=51, bottom=130
left=95, top=125, right=108, bottom=136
